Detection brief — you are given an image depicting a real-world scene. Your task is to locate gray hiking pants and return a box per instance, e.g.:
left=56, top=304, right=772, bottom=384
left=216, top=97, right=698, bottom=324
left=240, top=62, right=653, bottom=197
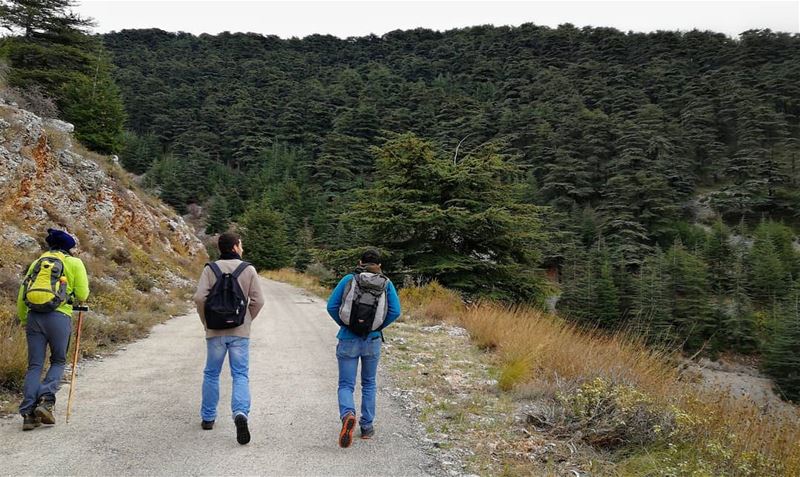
left=20, top=311, right=72, bottom=415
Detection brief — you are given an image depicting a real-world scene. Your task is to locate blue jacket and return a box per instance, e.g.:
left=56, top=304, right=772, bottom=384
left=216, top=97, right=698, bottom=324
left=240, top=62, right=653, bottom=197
left=327, top=273, right=401, bottom=340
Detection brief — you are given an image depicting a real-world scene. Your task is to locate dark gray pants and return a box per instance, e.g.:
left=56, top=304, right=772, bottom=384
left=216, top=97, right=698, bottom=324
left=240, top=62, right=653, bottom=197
left=19, top=311, right=72, bottom=415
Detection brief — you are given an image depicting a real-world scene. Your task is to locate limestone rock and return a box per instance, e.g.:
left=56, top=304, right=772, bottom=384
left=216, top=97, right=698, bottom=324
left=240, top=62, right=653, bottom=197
left=44, top=118, right=75, bottom=134
left=1, top=225, right=39, bottom=252
left=0, top=102, right=205, bottom=258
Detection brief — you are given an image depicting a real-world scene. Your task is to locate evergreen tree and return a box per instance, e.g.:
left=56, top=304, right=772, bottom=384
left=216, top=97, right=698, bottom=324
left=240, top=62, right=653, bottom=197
left=120, top=131, right=160, bottom=174
left=559, top=248, right=596, bottom=324
left=652, top=241, right=714, bottom=349
left=595, top=257, right=620, bottom=329
left=747, top=224, right=791, bottom=306
left=147, top=155, right=189, bottom=213
left=239, top=198, right=291, bottom=270
left=59, top=60, right=126, bottom=153
left=293, top=222, right=315, bottom=272
left=205, top=195, right=231, bottom=235
left=704, top=220, right=733, bottom=296
left=721, top=246, right=759, bottom=352
left=1, top=2, right=124, bottom=152
left=763, top=282, right=800, bottom=402
left=0, top=0, right=92, bottom=37
left=634, top=248, right=671, bottom=342
left=345, top=133, right=546, bottom=301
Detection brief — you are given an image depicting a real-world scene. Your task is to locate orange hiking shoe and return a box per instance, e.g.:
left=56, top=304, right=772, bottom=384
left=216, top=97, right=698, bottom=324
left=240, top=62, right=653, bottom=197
left=339, top=413, right=356, bottom=448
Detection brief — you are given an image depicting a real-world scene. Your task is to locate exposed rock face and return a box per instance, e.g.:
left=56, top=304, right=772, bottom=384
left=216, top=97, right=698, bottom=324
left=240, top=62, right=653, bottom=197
left=0, top=101, right=203, bottom=258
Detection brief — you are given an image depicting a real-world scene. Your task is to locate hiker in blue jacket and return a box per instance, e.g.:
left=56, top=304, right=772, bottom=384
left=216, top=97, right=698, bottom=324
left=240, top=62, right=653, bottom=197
left=327, top=249, right=401, bottom=448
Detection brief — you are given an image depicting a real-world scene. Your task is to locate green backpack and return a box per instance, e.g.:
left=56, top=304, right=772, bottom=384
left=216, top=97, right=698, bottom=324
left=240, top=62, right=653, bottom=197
left=22, top=251, right=69, bottom=313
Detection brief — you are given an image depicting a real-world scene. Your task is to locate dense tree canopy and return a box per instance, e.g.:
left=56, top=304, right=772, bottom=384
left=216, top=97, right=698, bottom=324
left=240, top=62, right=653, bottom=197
left=101, top=25, right=800, bottom=398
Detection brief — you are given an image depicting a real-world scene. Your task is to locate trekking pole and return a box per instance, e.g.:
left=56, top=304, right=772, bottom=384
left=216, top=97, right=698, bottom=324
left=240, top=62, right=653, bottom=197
left=66, top=305, right=88, bottom=424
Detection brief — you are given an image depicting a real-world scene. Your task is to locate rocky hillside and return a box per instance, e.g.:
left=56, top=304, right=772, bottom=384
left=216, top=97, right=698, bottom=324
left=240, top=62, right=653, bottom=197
left=0, top=97, right=206, bottom=400
left=0, top=100, right=202, bottom=262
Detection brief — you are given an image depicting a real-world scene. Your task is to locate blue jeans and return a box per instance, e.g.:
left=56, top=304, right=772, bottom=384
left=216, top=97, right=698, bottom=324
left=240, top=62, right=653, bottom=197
left=201, top=336, right=250, bottom=421
left=337, top=337, right=381, bottom=429
left=20, top=311, right=72, bottom=415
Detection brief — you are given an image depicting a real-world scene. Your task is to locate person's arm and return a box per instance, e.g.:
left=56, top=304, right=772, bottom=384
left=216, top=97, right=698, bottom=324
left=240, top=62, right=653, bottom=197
left=380, top=280, right=402, bottom=329
left=326, top=275, right=352, bottom=327
left=69, top=258, right=90, bottom=303
left=193, top=266, right=213, bottom=324
left=247, top=266, right=265, bottom=320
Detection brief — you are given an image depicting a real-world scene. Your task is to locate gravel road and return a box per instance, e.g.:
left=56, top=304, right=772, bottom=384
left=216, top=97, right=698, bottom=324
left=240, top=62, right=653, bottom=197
left=0, top=278, right=434, bottom=476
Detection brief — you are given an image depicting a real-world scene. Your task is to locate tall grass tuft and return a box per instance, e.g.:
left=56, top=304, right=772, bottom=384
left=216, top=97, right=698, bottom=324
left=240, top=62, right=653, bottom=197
left=0, top=318, right=28, bottom=390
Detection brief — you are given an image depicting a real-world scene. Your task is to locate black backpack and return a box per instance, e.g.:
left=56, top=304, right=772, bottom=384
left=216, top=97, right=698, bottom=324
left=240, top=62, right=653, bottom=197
left=203, top=261, right=251, bottom=330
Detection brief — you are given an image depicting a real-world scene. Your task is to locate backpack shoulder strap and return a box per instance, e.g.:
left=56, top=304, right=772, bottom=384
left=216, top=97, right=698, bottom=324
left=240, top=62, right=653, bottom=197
left=24, top=258, right=41, bottom=280
left=206, top=262, right=223, bottom=279
left=231, top=261, right=252, bottom=279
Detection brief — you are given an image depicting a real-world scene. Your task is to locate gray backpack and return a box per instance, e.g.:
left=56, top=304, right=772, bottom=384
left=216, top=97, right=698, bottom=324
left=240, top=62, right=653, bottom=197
left=339, top=272, right=388, bottom=337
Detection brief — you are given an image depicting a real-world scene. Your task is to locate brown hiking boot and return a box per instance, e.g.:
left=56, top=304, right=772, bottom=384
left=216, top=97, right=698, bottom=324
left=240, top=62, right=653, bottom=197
left=34, top=400, right=55, bottom=425
left=338, top=413, right=356, bottom=448
left=22, top=414, right=41, bottom=431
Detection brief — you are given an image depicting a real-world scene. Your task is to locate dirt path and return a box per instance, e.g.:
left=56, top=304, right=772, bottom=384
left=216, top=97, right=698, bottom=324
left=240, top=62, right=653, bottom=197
left=0, top=278, right=434, bottom=476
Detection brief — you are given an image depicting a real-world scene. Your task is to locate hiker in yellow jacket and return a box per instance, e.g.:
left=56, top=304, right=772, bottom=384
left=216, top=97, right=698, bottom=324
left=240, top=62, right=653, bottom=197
left=17, top=229, right=89, bottom=431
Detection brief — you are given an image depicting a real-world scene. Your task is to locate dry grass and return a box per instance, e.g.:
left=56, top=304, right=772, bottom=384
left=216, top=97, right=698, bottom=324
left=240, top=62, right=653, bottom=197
left=0, top=237, right=35, bottom=400
left=78, top=287, right=191, bottom=357
left=0, top=315, right=27, bottom=390
left=262, top=268, right=332, bottom=297
left=400, top=283, right=800, bottom=476
left=460, top=303, right=679, bottom=399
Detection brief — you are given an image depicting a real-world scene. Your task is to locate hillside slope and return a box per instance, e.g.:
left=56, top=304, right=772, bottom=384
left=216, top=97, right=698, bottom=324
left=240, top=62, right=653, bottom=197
left=0, top=99, right=202, bottom=259
left=0, top=96, right=206, bottom=401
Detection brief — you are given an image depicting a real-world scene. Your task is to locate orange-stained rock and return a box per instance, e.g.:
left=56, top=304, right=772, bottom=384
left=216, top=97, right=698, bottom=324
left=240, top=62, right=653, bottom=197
left=0, top=101, right=204, bottom=258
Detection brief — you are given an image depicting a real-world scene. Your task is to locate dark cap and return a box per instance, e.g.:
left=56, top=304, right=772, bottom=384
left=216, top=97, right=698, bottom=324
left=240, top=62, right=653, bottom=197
left=45, top=228, right=76, bottom=251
